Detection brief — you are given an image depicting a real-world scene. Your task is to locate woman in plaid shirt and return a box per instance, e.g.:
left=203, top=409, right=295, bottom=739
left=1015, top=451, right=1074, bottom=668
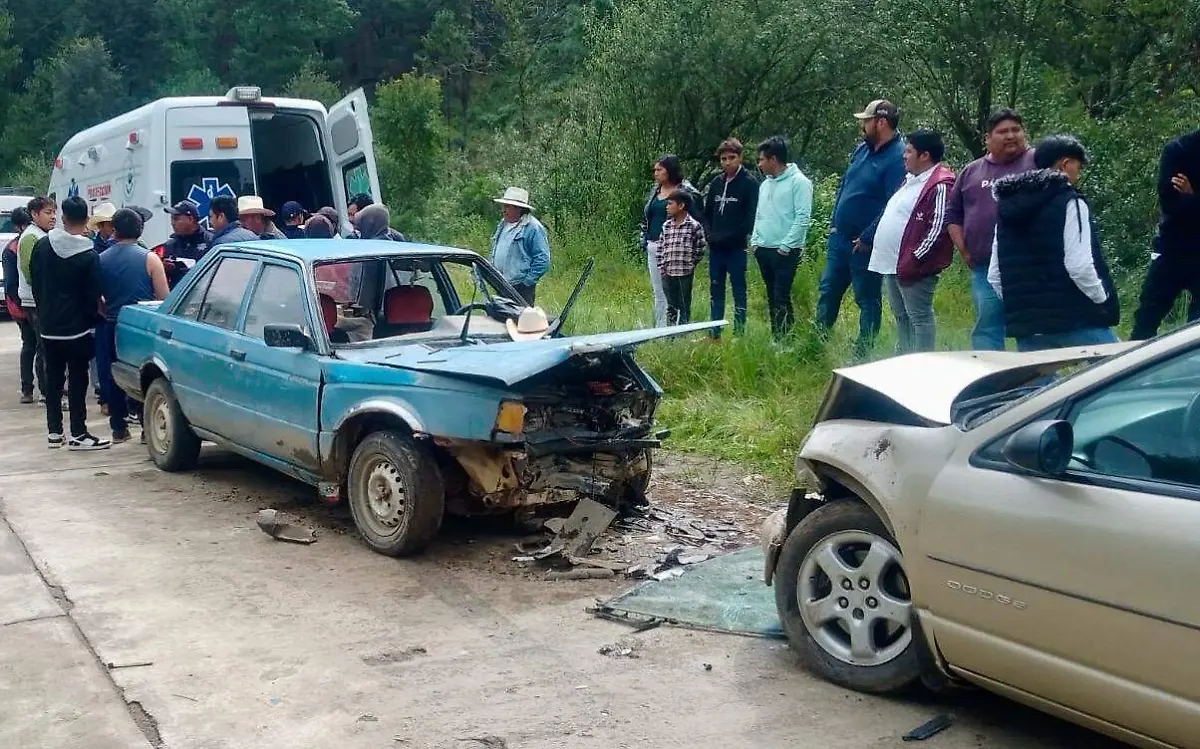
left=657, top=190, right=706, bottom=325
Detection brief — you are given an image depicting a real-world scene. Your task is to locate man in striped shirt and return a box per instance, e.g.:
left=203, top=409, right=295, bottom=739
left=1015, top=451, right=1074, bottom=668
left=868, top=129, right=957, bottom=353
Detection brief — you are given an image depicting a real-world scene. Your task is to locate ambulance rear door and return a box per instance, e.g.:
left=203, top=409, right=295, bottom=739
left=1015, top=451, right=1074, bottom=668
left=326, top=89, right=381, bottom=215
left=164, top=104, right=256, bottom=235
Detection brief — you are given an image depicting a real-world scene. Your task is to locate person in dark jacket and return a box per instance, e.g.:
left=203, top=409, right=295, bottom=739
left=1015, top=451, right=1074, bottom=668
left=209, top=196, right=261, bottom=246
left=702, top=139, right=758, bottom=337
left=1131, top=129, right=1200, bottom=339
left=3, top=207, right=43, bottom=402
left=161, top=201, right=213, bottom=288
left=353, top=204, right=407, bottom=242
left=988, top=135, right=1119, bottom=351
left=279, top=201, right=307, bottom=239
left=817, top=99, right=906, bottom=360
left=869, top=129, right=955, bottom=353
left=28, top=196, right=109, bottom=450
left=639, top=155, right=703, bottom=327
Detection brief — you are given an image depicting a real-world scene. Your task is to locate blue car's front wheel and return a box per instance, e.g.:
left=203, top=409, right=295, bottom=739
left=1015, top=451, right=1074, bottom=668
left=347, top=431, right=445, bottom=556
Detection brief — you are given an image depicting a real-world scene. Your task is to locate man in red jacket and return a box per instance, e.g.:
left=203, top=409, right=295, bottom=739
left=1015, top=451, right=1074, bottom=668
left=868, top=129, right=956, bottom=352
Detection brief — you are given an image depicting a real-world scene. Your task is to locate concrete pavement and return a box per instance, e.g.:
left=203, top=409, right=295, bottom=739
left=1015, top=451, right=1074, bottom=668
left=0, top=320, right=1124, bottom=748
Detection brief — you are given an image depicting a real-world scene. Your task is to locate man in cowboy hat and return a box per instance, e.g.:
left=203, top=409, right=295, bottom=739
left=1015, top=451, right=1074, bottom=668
left=89, top=202, right=118, bottom=254
left=238, top=196, right=286, bottom=239
left=209, top=195, right=260, bottom=246
left=489, top=186, right=550, bottom=305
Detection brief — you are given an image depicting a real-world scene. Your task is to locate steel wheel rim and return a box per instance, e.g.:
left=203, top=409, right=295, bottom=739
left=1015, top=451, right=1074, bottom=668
left=358, top=456, right=407, bottom=536
left=148, top=392, right=171, bottom=454
left=797, top=530, right=912, bottom=666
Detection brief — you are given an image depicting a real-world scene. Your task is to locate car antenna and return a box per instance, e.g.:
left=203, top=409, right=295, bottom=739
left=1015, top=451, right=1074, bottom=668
left=548, top=258, right=595, bottom=338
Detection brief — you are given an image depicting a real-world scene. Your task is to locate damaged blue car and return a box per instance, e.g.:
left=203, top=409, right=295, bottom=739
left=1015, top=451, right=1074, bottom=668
left=112, top=239, right=718, bottom=555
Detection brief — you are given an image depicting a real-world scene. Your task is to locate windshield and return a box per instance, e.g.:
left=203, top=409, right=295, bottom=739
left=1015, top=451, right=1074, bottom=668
left=313, top=254, right=520, bottom=346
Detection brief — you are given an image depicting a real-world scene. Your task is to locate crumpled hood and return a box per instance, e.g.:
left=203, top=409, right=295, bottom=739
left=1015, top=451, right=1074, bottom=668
left=818, top=343, right=1135, bottom=425
left=46, top=228, right=94, bottom=259
left=336, top=320, right=723, bottom=387
left=994, top=168, right=1071, bottom=225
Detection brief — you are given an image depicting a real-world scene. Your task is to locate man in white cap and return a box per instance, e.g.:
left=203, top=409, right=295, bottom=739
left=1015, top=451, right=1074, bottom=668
left=238, top=196, right=286, bottom=239
left=489, top=187, right=550, bottom=305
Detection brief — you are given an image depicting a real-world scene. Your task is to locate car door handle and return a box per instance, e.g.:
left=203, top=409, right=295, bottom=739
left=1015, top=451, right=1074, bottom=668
left=157, top=328, right=173, bottom=340
left=229, top=348, right=246, bottom=361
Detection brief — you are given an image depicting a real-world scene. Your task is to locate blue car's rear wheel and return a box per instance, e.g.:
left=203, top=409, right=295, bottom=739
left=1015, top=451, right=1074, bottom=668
left=144, top=378, right=201, bottom=472
left=347, top=431, right=445, bottom=556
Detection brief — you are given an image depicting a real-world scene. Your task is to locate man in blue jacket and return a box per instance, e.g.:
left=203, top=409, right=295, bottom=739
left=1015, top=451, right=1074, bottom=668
left=817, top=99, right=906, bottom=360
left=490, top=187, right=550, bottom=305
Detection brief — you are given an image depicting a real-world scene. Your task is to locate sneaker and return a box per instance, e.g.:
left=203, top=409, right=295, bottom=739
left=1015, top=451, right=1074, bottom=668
left=67, top=433, right=111, bottom=451
left=47, top=433, right=64, bottom=449
left=111, top=428, right=132, bottom=444
left=20, top=392, right=34, bottom=404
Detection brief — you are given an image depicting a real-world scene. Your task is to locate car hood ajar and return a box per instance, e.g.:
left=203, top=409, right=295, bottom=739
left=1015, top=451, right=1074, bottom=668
left=818, top=342, right=1136, bottom=425
left=339, top=321, right=723, bottom=386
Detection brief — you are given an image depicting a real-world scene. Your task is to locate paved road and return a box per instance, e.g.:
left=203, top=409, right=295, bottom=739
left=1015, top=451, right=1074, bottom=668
left=0, top=320, right=1127, bottom=748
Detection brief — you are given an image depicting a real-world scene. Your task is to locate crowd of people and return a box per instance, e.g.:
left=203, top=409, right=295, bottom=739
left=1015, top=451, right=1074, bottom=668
left=631, top=97, right=1199, bottom=356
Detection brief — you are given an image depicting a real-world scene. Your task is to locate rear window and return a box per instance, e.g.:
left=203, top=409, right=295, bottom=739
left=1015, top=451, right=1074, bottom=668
left=0, top=213, right=13, bottom=234
left=170, top=160, right=256, bottom=231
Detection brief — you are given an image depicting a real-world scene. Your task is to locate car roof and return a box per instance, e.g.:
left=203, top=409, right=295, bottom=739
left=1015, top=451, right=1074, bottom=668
left=219, top=239, right=483, bottom=264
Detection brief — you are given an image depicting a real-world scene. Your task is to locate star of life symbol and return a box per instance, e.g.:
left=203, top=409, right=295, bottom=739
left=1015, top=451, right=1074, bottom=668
left=187, top=178, right=236, bottom=230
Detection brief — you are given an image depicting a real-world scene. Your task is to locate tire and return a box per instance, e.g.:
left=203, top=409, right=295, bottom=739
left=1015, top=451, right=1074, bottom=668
left=774, top=499, right=922, bottom=694
left=143, top=378, right=201, bottom=472
left=347, top=431, right=445, bottom=556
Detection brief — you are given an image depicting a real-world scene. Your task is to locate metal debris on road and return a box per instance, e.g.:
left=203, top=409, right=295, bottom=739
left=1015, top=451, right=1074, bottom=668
left=598, top=637, right=642, bottom=658
left=902, top=714, right=953, bottom=741
left=255, top=509, right=316, bottom=544
left=106, top=661, right=154, bottom=670
left=651, top=568, right=684, bottom=581
left=703, top=663, right=713, bottom=671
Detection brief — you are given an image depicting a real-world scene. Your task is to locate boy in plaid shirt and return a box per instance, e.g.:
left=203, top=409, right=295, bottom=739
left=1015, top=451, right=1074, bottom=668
left=657, top=190, right=706, bottom=324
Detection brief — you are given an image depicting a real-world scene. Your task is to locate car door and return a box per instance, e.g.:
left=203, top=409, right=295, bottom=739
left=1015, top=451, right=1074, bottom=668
left=920, top=346, right=1200, bottom=746
left=326, top=88, right=381, bottom=222
left=227, top=260, right=323, bottom=474
left=160, top=255, right=259, bottom=438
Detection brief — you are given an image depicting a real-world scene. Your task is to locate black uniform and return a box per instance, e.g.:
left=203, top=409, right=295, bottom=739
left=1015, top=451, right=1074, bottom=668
left=161, top=229, right=213, bottom=288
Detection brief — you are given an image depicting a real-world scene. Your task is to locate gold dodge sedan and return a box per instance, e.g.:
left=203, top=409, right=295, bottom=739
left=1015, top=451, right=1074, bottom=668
left=761, top=328, right=1200, bottom=749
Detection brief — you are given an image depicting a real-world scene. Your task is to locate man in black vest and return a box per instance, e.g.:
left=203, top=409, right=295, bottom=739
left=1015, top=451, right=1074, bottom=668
left=987, top=134, right=1119, bottom=352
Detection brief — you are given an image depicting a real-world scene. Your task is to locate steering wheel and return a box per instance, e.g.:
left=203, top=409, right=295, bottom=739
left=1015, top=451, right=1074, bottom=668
left=1184, top=393, right=1200, bottom=456
left=453, top=302, right=490, bottom=316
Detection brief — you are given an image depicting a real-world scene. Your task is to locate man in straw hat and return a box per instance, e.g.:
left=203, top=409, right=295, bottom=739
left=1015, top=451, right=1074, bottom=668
left=489, top=187, right=550, bottom=306
left=238, top=196, right=286, bottom=239
left=209, top=195, right=261, bottom=246
left=89, top=202, right=118, bottom=254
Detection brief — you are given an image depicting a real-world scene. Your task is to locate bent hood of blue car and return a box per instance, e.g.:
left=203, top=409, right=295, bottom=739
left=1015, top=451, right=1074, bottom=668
left=335, top=321, right=722, bottom=387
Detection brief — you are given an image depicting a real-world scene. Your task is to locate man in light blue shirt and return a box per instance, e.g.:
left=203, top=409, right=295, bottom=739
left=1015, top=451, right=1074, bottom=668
left=489, top=187, right=550, bottom=305
left=749, top=136, right=813, bottom=339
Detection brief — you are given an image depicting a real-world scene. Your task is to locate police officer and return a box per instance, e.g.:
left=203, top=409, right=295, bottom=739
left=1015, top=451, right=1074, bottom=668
left=161, top=201, right=213, bottom=288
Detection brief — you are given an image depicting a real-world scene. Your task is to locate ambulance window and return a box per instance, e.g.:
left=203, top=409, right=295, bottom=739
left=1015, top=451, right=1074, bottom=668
left=343, top=157, right=370, bottom=202
left=170, top=160, right=255, bottom=228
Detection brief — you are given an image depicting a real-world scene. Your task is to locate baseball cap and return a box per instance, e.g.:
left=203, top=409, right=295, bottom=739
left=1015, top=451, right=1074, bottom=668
left=165, top=201, right=199, bottom=219
left=280, top=201, right=305, bottom=220
left=853, top=99, right=898, bottom=121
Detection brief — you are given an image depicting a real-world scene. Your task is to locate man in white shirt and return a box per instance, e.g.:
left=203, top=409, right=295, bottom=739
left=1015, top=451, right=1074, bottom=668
left=988, top=134, right=1119, bottom=351
left=868, top=130, right=956, bottom=352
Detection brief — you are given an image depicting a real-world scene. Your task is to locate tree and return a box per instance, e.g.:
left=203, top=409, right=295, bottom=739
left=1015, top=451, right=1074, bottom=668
left=228, top=0, right=357, bottom=91
left=372, top=74, right=448, bottom=226
left=283, top=61, right=342, bottom=107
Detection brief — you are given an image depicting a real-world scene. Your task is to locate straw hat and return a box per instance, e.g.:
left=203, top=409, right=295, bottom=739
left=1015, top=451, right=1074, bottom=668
left=505, top=306, right=550, bottom=341
left=237, top=195, right=275, bottom=217
left=493, top=186, right=533, bottom=211
left=88, top=202, right=117, bottom=229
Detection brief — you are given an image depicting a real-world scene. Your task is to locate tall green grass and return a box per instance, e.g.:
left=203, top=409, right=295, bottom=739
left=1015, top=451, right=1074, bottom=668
left=442, top=222, right=981, bottom=481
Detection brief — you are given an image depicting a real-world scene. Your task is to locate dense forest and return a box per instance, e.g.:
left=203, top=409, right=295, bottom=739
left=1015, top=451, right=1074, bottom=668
left=0, top=0, right=1198, bottom=270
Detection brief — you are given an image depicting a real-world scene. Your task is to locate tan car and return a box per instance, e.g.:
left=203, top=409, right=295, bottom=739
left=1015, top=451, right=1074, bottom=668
left=761, top=329, right=1200, bottom=749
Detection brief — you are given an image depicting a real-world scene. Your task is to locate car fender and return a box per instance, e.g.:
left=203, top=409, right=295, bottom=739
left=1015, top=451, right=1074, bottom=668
left=319, top=398, right=427, bottom=479
left=138, top=355, right=172, bottom=393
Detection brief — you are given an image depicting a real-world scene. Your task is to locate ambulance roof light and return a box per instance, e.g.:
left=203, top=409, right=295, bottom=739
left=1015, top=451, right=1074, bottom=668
left=226, top=86, right=262, bottom=103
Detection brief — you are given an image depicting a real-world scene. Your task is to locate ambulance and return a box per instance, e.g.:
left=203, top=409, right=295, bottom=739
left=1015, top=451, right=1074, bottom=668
left=49, top=86, right=380, bottom=249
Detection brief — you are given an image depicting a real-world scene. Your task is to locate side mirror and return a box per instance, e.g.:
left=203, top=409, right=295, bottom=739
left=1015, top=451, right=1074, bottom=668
left=1001, top=419, right=1073, bottom=476
left=264, top=324, right=312, bottom=350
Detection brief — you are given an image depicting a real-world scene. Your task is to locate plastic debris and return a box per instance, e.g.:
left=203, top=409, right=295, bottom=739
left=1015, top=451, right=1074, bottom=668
left=902, top=714, right=953, bottom=742
left=255, top=509, right=316, bottom=544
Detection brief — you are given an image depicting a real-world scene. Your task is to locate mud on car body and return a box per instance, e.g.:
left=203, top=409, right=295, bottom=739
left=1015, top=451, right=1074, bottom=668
left=111, top=238, right=720, bottom=556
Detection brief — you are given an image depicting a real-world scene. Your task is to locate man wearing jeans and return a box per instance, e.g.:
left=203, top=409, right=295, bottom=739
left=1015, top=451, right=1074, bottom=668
left=748, top=136, right=813, bottom=339
left=946, top=109, right=1036, bottom=350
left=817, top=99, right=906, bottom=360
left=703, top=138, right=758, bottom=337
left=869, top=130, right=956, bottom=353
left=28, top=196, right=110, bottom=450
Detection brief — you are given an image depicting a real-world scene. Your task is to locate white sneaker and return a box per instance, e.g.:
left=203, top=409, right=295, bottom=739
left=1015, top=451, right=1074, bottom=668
left=68, top=433, right=111, bottom=451
left=47, top=433, right=64, bottom=449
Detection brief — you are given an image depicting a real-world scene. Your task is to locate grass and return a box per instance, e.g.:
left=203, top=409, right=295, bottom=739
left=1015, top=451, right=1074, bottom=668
left=441, top=222, right=981, bottom=483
